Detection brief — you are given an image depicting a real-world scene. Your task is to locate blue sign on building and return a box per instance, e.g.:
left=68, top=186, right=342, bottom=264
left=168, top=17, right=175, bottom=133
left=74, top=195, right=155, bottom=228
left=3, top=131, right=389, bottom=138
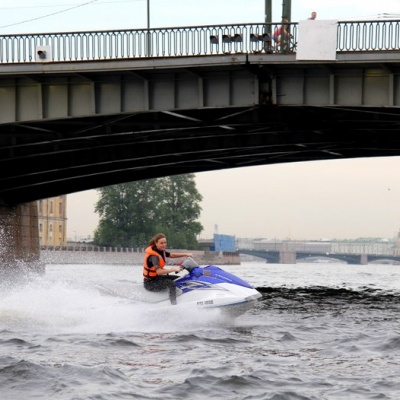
left=213, top=234, right=237, bottom=252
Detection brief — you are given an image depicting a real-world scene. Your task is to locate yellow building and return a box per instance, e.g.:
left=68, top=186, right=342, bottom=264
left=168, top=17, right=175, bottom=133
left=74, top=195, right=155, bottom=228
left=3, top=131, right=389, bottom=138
left=37, top=196, right=67, bottom=246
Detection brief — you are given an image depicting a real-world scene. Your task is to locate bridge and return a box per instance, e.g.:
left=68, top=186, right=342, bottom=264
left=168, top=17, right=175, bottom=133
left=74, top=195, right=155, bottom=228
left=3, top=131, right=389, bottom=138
left=1, top=19, right=400, bottom=270
left=239, top=249, right=400, bottom=265
left=238, top=237, right=400, bottom=264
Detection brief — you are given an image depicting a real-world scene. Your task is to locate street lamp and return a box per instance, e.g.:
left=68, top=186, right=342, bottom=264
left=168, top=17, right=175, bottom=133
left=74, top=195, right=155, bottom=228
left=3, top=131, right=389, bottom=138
left=265, top=0, right=271, bottom=25
left=146, top=0, right=151, bottom=56
left=282, top=0, right=291, bottom=22
left=147, top=0, right=150, bottom=30
left=265, top=0, right=272, bottom=36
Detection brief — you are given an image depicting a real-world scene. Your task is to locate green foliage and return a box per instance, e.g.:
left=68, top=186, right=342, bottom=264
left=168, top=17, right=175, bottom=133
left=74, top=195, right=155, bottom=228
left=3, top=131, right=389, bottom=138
left=93, top=174, right=203, bottom=249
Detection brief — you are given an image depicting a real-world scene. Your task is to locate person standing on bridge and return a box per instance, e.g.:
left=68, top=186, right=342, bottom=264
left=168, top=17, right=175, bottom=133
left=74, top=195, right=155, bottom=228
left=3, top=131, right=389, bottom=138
left=142, top=233, right=192, bottom=305
left=308, top=11, right=317, bottom=20
left=272, top=18, right=291, bottom=50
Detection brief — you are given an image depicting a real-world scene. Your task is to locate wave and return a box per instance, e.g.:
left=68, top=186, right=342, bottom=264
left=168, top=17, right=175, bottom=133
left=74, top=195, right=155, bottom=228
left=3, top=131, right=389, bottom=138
left=255, top=286, right=400, bottom=313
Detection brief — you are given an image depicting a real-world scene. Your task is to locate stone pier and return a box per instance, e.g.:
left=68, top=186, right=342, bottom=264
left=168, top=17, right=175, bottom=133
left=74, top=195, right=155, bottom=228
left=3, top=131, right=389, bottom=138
left=279, top=250, right=297, bottom=264
left=0, top=202, right=44, bottom=275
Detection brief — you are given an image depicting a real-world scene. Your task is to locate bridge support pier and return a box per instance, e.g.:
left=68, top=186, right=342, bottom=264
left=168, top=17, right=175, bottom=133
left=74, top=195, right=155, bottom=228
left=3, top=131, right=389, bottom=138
left=279, top=250, right=296, bottom=264
left=0, top=202, right=44, bottom=276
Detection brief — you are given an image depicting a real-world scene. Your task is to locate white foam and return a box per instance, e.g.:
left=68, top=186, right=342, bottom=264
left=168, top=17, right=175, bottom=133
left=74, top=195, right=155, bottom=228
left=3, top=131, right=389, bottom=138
left=0, top=266, right=233, bottom=335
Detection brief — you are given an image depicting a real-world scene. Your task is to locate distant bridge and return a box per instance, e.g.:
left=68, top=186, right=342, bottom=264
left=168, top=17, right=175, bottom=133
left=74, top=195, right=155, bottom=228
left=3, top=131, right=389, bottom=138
left=239, top=249, right=400, bottom=265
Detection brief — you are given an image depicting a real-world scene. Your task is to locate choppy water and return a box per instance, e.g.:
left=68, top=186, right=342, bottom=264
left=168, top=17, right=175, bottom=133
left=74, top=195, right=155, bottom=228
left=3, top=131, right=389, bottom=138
left=1, top=262, right=400, bottom=400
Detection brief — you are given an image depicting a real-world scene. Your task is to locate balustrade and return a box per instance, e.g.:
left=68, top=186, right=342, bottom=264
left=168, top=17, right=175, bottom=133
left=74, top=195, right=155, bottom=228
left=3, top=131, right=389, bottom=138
left=0, top=20, right=399, bottom=64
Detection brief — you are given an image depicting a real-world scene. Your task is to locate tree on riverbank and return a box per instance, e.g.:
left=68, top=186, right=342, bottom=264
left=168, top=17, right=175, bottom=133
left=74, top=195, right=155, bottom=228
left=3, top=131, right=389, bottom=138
left=93, top=174, right=203, bottom=249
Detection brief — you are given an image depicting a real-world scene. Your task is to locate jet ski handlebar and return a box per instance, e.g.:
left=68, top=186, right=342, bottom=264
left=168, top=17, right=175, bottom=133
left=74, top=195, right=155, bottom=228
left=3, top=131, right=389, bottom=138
left=177, top=256, right=200, bottom=272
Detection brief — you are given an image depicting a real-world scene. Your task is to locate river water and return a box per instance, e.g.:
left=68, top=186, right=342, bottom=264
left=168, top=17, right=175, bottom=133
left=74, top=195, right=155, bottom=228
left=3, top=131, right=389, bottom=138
left=1, top=261, right=400, bottom=400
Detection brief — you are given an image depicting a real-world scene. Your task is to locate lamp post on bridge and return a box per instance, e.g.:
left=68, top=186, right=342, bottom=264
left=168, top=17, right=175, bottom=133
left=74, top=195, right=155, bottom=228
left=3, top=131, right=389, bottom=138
left=147, top=0, right=150, bottom=30
left=264, top=1, right=292, bottom=23
left=146, top=0, right=151, bottom=57
left=265, top=0, right=271, bottom=24
left=265, top=0, right=272, bottom=35
left=281, top=0, right=291, bottom=21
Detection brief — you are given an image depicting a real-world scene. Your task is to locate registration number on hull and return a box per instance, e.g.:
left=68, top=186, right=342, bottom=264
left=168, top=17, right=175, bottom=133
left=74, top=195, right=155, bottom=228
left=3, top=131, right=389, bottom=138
left=197, top=300, right=214, bottom=306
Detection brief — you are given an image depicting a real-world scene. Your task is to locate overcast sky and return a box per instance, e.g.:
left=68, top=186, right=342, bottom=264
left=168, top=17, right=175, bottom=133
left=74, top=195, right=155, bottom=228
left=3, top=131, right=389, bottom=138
left=4, top=1, right=399, bottom=241
left=1, top=0, right=399, bottom=34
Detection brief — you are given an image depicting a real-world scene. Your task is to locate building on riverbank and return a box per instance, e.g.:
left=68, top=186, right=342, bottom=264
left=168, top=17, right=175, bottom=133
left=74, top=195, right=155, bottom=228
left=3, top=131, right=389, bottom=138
left=37, top=196, right=67, bottom=247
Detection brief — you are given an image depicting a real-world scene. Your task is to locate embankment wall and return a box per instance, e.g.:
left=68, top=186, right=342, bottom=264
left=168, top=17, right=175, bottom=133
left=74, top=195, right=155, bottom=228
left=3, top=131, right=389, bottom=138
left=40, top=247, right=240, bottom=265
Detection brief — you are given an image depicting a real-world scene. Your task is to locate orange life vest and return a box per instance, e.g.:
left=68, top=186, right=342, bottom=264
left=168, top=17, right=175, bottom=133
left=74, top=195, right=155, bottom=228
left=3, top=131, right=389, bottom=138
left=143, top=246, right=166, bottom=280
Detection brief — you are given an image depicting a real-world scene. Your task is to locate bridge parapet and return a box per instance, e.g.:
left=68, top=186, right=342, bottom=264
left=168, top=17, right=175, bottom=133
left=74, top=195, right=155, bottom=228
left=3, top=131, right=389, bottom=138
left=0, top=19, right=399, bottom=63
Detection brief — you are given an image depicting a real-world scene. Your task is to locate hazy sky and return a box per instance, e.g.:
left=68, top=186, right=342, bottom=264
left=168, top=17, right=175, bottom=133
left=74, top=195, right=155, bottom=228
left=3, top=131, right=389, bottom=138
left=4, top=1, right=399, bottom=241
left=2, top=0, right=399, bottom=34
left=67, top=156, right=400, bottom=242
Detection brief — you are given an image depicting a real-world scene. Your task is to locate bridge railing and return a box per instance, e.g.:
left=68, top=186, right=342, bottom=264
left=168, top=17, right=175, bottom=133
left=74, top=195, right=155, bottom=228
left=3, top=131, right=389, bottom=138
left=337, top=20, right=400, bottom=51
left=0, top=22, right=286, bottom=62
left=0, top=20, right=399, bottom=64
left=239, top=239, right=398, bottom=256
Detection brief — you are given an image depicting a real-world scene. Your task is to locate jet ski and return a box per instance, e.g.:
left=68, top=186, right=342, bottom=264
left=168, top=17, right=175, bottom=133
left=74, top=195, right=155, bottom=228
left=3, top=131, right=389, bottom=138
left=133, top=257, right=262, bottom=317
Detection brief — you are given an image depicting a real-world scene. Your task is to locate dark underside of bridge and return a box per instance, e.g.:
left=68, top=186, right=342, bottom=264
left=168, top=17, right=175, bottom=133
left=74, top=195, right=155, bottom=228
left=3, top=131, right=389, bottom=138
left=1, top=104, right=400, bottom=204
